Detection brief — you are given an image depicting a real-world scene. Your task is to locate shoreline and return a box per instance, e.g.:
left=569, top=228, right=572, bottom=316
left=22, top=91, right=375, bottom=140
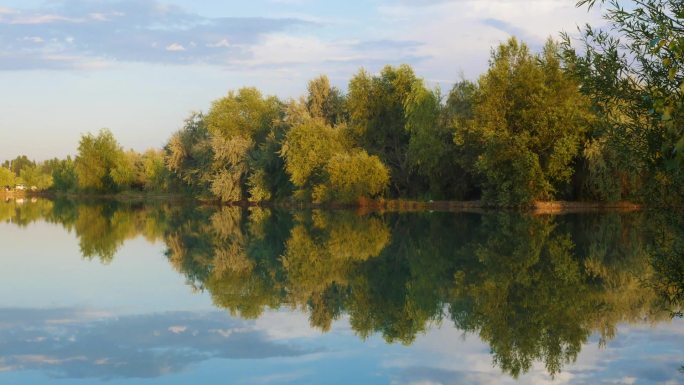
left=0, top=191, right=651, bottom=213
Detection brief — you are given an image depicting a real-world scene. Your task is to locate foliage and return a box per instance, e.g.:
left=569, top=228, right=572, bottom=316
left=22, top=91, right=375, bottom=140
left=209, top=135, right=253, bottom=202
left=140, top=149, right=169, bottom=191
left=2, top=155, right=35, bottom=176
left=405, top=79, right=467, bottom=199
left=282, top=111, right=389, bottom=203
left=315, top=151, right=389, bottom=204
left=306, top=75, right=347, bottom=126
left=74, top=129, right=129, bottom=192
left=165, top=112, right=214, bottom=193
left=11, top=30, right=684, bottom=205
left=565, top=0, right=684, bottom=203
left=51, top=157, right=78, bottom=192
left=205, top=87, right=285, bottom=202
left=0, top=167, right=15, bottom=187
left=347, top=65, right=419, bottom=196
left=459, top=38, right=590, bottom=205
left=281, top=118, right=346, bottom=193
left=19, top=165, right=53, bottom=190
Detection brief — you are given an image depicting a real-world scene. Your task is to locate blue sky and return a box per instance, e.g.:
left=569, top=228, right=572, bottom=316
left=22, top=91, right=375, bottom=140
left=0, top=0, right=605, bottom=160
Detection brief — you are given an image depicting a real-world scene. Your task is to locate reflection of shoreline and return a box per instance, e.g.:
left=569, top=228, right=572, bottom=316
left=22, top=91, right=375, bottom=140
left=0, top=192, right=647, bottom=214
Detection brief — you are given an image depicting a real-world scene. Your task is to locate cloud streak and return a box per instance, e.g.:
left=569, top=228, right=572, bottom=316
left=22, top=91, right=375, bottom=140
left=0, top=0, right=426, bottom=72
left=0, top=0, right=310, bottom=69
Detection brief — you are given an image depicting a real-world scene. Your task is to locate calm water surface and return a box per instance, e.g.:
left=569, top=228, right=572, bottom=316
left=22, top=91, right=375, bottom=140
left=0, top=198, right=683, bottom=385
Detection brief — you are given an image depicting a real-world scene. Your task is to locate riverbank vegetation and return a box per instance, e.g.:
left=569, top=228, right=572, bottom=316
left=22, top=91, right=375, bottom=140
left=1, top=0, right=682, bottom=207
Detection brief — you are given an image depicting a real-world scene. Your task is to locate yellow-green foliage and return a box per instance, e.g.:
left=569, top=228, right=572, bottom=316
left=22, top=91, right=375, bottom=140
left=205, top=87, right=281, bottom=141
left=281, top=118, right=345, bottom=187
left=346, top=65, right=418, bottom=196
left=204, top=87, right=285, bottom=202
left=74, top=128, right=130, bottom=192
left=247, top=169, right=272, bottom=202
left=282, top=115, right=389, bottom=204
left=141, top=149, right=168, bottom=191
left=306, top=75, right=346, bottom=126
left=209, top=135, right=253, bottom=202
left=0, top=167, right=16, bottom=187
left=315, top=151, right=389, bottom=204
left=459, top=38, right=590, bottom=205
left=164, top=113, right=213, bottom=191
left=281, top=212, right=390, bottom=317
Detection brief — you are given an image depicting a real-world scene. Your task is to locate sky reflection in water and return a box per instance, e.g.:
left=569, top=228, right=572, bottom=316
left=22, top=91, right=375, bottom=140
left=0, top=198, right=682, bottom=385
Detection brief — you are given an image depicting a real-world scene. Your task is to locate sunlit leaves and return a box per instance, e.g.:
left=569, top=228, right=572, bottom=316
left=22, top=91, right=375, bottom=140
left=460, top=38, right=589, bottom=205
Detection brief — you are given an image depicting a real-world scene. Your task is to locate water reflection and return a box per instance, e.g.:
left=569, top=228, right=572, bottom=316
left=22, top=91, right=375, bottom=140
left=0, top=198, right=682, bottom=381
left=0, top=308, right=316, bottom=379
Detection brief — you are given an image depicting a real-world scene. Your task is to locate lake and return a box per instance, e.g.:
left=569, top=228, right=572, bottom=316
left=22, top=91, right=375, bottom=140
left=0, top=198, right=682, bottom=385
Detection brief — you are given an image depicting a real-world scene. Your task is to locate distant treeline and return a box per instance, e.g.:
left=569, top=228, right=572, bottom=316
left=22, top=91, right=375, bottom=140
left=2, top=1, right=683, bottom=206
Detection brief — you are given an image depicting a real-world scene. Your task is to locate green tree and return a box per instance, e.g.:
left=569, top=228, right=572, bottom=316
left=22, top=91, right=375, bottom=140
left=445, top=80, right=480, bottom=199
left=347, top=65, right=419, bottom=196
left=205, top=87, right=284, bottom=202
left=51, top=157, right=78, bottom=192
left=460, top=38, right=590, bottom=206
left=314, top=151, right=389, bottom=204
left=281, top=117, right=347, bottom=199
left=165, top=112, right=214, bottom=193
left=0, top=167, right=15, bottom=188
left=3, top=155, right=35, bottom=177
left=19, top=164, right=53, bottom=190
left=564, top=0, right=684, bottom=203
left=281, top=110, right=389, bottom=204
left=141, top=149, right=169, bottom=191
left=404, top=79, right=474, bottom=199
left=74, top=129, right=129, bottom=192
left=306, top=75, right=347, bottom=126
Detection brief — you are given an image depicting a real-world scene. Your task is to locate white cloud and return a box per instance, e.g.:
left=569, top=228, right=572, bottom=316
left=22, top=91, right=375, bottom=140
left=87, top=12, right=124, bottom=21
left=9, top=14, right=82, bottom=25
left=375, top=0, right=605, bottom=83
left=254, top=309, right=326, bottom=340
left=20, top=36, right=44, bottom=44
left=165, top=43, right=186, bottom=52
left=167, top=325, right=187, bottom=333
left=207, top=39, right=231, bottom=48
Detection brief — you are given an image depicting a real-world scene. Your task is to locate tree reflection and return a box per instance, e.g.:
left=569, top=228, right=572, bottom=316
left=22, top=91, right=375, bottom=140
left=3, top=198, right=683, bottom=378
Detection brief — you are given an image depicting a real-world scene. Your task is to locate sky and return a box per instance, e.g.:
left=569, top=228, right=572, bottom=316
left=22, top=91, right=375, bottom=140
left=0, top=0, right=606, bottom=161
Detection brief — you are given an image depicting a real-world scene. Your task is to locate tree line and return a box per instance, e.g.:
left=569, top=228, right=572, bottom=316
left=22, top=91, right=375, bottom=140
left=1, top=1, right=682, bottom=206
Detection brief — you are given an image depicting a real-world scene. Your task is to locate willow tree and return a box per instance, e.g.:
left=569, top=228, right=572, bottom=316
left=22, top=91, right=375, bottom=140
left=347, top=65, right=419, bottom=196
left=165, top=113, right=213, bottom=194
left=19, top=165, right=52, bottom=190
left=0, top=167, right=15, bottom=188
left=404, top=79, right=473, bottom=199
left=459, top=38, right=591, bottom=206
left=74, top=129, right=130, bottom=192
left=564, top=0, right=684, bottom=203
left=306, top=75, right=347, bottom=126
left=51, top=157, right=77, bottom=192
left=281, top=106, right=389, bottom=204
left=205, top=87, right=285, bottom=202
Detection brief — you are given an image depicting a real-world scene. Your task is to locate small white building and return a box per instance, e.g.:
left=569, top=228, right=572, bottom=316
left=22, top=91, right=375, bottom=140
left=15, top=184, right=26, bottom=191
